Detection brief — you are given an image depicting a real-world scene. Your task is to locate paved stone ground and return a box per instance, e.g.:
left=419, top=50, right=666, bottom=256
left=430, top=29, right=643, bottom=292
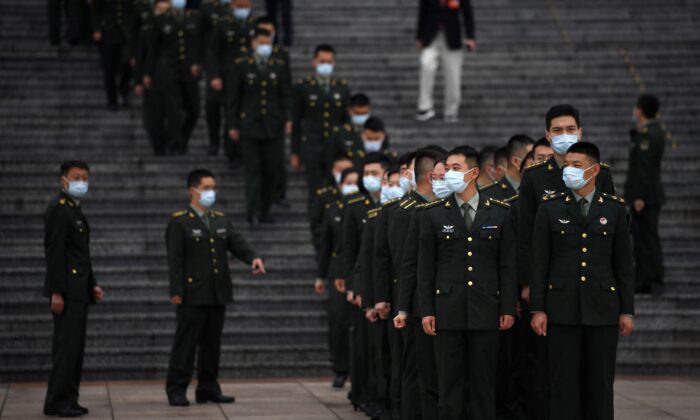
left=0, top=377, right=698, bottom=419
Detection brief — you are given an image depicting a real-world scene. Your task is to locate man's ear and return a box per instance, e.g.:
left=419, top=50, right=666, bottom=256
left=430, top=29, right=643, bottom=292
left=591, top=163, right=601, bottom=178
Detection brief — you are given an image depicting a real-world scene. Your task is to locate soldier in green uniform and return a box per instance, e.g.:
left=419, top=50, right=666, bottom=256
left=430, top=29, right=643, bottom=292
left=482, top=135, right=534, bottom=202
left=90, top=0, right=133, bottom=111
left=200, top=0, right=228, bottom=155
left=328, top=116, right=399, bottom=171
left=625, top=94, right=666, bottom=295
left=326, top=93, right=372, bottom=169
left=315, top=167, right=361, bottom=388
left=144, top=0, right=203, bottom=155
left=165, top=169, right=266, bottom=406
left=206, top=0, right=256, bottom=160
left=43, top=161, right=104, bottom=418
left=309, top=155, right=353, bottom=255
left=225, top=28, right=291, bottom=225
left=530, top=142, right=635, bottom=420
left=291, top=44, right=351, bottom=205
left=417, top=146, right=517, bottom=420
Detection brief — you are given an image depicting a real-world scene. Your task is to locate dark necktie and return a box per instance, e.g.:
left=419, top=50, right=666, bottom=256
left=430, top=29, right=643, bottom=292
left=462, top=203, right=473, bottom=230
left=579, top=198, right=588, bottom=218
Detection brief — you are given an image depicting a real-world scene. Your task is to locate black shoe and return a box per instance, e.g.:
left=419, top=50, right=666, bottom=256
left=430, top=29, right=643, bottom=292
left=168, top=395, right=190, bottom=407
left=332, top=373, right=348, bottom=388
left=259, top=214, right=275, bottom=224
left=275, top=198, right=291, bottom=209
left=72, top=404, right=88, bottom=415
left=43, top=407, right=84, bottom=417
left=196, top=392, right=235, bottom=404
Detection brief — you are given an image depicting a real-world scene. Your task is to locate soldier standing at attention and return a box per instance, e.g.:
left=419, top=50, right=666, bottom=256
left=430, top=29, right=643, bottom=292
left=226, top=28, right=291, bottom=226
left=418, top=146, right=516, bottom=420
left=291, top=44, right=351, bottom=205
left=90, top=0, right=133, bottom=111
left=43, top=161, right=104, bottom=418
left=530, top=142, right=634, bottom=420
left=625, top=94, right=666, bottom=295
left=165, top=169, right=266, bottom=406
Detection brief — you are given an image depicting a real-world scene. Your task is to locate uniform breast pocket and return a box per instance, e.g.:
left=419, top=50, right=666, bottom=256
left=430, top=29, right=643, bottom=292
left=478, top=227, right=501, bottom=240
left=437, top=231, right=463, bottom=255
left=592, top=224, right=615, bottom=250
left=552, top=224, right=578, bottom=245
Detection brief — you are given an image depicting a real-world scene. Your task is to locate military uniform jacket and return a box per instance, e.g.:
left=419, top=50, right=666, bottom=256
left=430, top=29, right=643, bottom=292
left=291, top=76, right=351, bottom=154
left=417, top=194, right=517, bottom=331
left=43, top=192, right=97, bottom=303
left=530, top=191, right=634, bottom=325
left=517, top=156, right=616, bottom=287
left=479, top=179, right=517, bottom=201
left=166, top=207, right=258, bottom=305
left=317, top=200, right=345, bottom=280
left=225, top=53, right=291, bottom=139
left=371, top=197, right=403, bottom=307
left=624, top=121, right=666, bottom=205
left=129, top=0, right=153, bottom=72
left=358, top=207, right=381, bottom=307
left=205, top=14, right=256, bottom=81
left=200, top=0, right=227, bottom=44
left=90, top=0, right=133, bottom=45
left=145, top=9, right=204, bottom=89
left=396, top=195, right=430, bottom=317
left=341, top=193, right=378, bottom=291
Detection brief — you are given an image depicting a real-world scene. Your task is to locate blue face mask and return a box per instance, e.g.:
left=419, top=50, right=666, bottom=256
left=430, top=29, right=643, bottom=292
left=341, top=184, right=359, bottom=196
left=432, top=179, right=451, bottom=199
left=233, top=7, right=251, bottom=19
left=198, top=190, right=216, bottom=208
left=351, top=113, right=370, bottom=127
left=171, top=0, right=186, bottom=10
left=408, top=169, right=417, bottom=189
left=363, top=139, right=383, bottom=153
left=562, top=165, right=593, bottom=190
left=551, top=134, right=579, bottom=155
left=381, top=186, right=405, bottom=204
left=255, top=44, right=272, bottom=58
left=65, top=179, right=89, bottom=199
left=316, top=63, right=334, bottom=77
left=399, top=176, right=411, bottom=193
left=363, top=175, right=382, bottom=193
left=445, top=168, right=475, bottom=193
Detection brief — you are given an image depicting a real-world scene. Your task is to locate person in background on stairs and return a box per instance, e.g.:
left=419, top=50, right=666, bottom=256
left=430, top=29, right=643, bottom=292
left=43, top=160, right=105, bottom=418
left=90, top=0, right=133, bottom=111
left=415, top=0, right=476, bottom=123
left=165, top=169, right=266, bottom=407
left=264, top=0, right=292, bottom=47
left=475, top=145, right=498, bottom=189
left=48, top=0, right=93, bottom=47
left=626, top=94, right=666, bottom=296
left=532, top=136, right=554, bottom=164
left=326, top=93, right=373, bottom=172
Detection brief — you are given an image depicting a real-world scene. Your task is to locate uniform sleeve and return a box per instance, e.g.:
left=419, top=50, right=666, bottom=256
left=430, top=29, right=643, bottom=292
left=90, top=0, right=103, bottom=34
left=498, top=209, right=517, bottom=316
left=128, top=4, right=142, bottom=59
left=416, top=210, right=437, bottom=318
left=226, top=222, right=258, bottom=264
left=205, top=22, right=222, bottom=80
left=359, top=221, right=376, bottom=306
left=461, top=0, right=476, bottom=39
left=372, top=211, right=392, bottom=304
left=516, top=172, right=537, bottom=287
left=625, top=131, right=662, bottom=202
left=280, top=59, right=292, bottom=121
left=44, top=206, right=70, bottom=295
left=613, top=206, right=635, bottom=316
left=290, top=82, right=305, bottom=154
left=397, top=210, right=420, bottom=314
left=144, top=17, right=160, bottom=77
left=341, top=207, right=359, bottom=290
left=225, top=62, right=243, bottom=130
left=530, top=205, right=551, bottom=313
left=317, top=213, right=333, bottom=279
left=597, top=167, right=617, bottom=196
left=165, top=219, right=186, bottom=297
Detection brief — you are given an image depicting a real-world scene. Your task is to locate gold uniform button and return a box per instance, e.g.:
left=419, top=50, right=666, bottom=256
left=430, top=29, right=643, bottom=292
left=261, top=81, right=267, bottom=86
left=581, top=233, right=588, bottom=239
left=582, top=247, right=588, bottom=253
left=446, top=235, right=450, bottom=240
left=436, top=289, right=441, bottom=295
left=261, top=109, right=267, bottom=114
left=468, top=281, right=474, bottom=287
left=71, top=269, right=77, bottom=274
left=581, top=276, right=586, bottom=282
left=603, top=231, right=608, bottom=236
left=324, top=103, right=330, bottom=109
left=187, top=277, right=193, bottom=283
left=581, top=261, right=587, bottom=267
left=393, top=278, right=397, bottom=284
left=214, top=269, right=219, bottom=274
left=261, top=99, right=267, bottom=105
left=212, top=259, right=217, bottom=263
left=467, top=237, right=473, bottom=242
left=610, top=287, right=616, bottom=292
left=548, top=284, right=553, bottom=289
left=79, top=228, right=84, bottom=233
left=467, top=251, right=473, bottom=257
left=323, top=112, right=329, bottom=118
left=467, top=266, right=473, bottom=272
left=561, top=230, right=565, bottom=235
left=210, top=238, right=215, bottom=243
left=211, top=248, right=216, bottom=253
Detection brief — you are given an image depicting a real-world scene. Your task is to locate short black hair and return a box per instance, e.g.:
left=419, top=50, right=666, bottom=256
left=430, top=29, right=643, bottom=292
left=187, top=169, right=215, bottom=188
left=447, top=145, right=480, bottom=169
left=479, top=145, right=497, bottom=167
left=398, top=151, right=416, bottom=169
left=494, top=146, right=509, bottom=167
left=254, top=28, right=272, bottom=38
left=362, top=152, right=392, bottom=172
left=332, top=154, right=352, bottom=164
left=414, top=149, right=442, bottom=181
left=256, top=15, right=276, bottom=28
left=507, top=134, right=535, bottom=159
left=60, top=160, right=89, bottom=176
left=546, top=104, right=581, bottom=129
left=386, top=166, right=401, bottom=180
left=521, top=150, right=534, bottom=172
left=363, top=116, right=385, bottom=132
left=314, top=44, right=335, bottom=57
left=637, top=94, right=660, bottom=119
left=567, top=141, right=600, bottom=164
left=340, top=167, right=359, bottom=184
left=421, top=144, right=448, bottom=155
left=350, top=93, right=370, bottom=107
left=533, top=137, right=551, bottom=151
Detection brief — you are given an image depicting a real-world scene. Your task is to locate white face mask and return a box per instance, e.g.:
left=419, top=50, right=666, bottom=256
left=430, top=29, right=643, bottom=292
left=64, top=178, right=89, bottom=199
left=445, top=168, right=476, bottom=193
left=363, top=139, right=383, bottom=153
left=380, top=185, right=405, bottom=203
left=363, top=175, right=382, bottom=193
left=551, top=133, right=579, bottom=155
left=431, top=179, right=451, bottom=199
left=198, top=189, right=216, bottom=208
left=562, top=165, right=594, bottom=190
left=341, top=184, right=359, bottom=196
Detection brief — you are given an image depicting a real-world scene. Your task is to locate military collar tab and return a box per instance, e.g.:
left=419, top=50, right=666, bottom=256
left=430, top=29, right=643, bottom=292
left=382, top=197, right=402, bottom=208
left=488, top=198, right=511, bottom=208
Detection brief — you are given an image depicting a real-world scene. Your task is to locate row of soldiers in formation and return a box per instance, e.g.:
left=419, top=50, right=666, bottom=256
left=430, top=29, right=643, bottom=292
left=308, top=100, right=666, bottom=420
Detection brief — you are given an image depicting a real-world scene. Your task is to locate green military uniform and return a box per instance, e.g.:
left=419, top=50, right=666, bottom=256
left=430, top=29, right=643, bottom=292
left=291, top=75, right=351, bottom=203
left=90, top=0, right=133, bottom=107
left=479, top=179, right=517, bottom=201
left=165, top=206, right=259, bottom=401
left=395, top=195, right=438, bottom=420
left=145, top=8, right=203, bottom=155
left=327, top=123, right=399, bottom=172
left=417, top=194, right=517, bottom=420
left=206, top=13, right=257, bottom=160
left=200, top=0, right=228, bottom=154
left=310, top=184, right=340, bottom=254
left=624, top=121, right=666, bottom=292
left=531, top=190, right=634, bottom=420
left=317, top=200, right=351, bottom=376
left=43, top=192, right=98, bottom=414
left=270, top=45, right=293, bottom=205
left=226, top=52, right=290, bottom=221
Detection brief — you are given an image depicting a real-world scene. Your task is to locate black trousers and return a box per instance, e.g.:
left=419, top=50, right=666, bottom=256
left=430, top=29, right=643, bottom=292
left=519, top=301, right=549, bottom=420
left=180, top=80, right=200, bottom=153
left=166, top=305, right=226, bottom=398
left=631, top=204, right=664, bottom=289
left=387, top=318, right=403, bottom=420
left=327, top=279, right=350, bottom=374
left=434, top=329, right=500, bottom=420
left=414, top=317, right=439, bottom=420
left=142, top=90, right=166, bottom=153
left=350, top=306, right=370, bottom=407
left=44, top=302, right=88, bottom=412
left=399, top=318, right=422, bottom=420
left=274, top=137, right=288, bottom=201
left=47, top=0, right=89, bottom=45
left=98, top=42, right=131, bottom=105
left=265, top=0, right=293, bottom=46
left=547, top=324, right=619, bottom=420
left=368, top=319, right=390, bottom=413
left=151, top=85, right=184, bottom=154
left=240, top=136, right=280, bottom=219
left=205, top=89, right=225, bottom=150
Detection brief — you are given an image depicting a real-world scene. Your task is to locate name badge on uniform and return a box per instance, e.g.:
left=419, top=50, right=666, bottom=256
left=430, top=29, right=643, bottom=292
left=309, top=94, right=318, bottom=101
left=247, top=73, right=256, bottom=79
left=163, top=24, right=172, bottom=34
left=216, top=228, right=227, bottom=234
left=333, top=92, right=341, bottom=100
left=558, top=219, right=571, bottom=224
left=481, top=225, right=499, bottom=230
left=191, top=229, right=203, bottom=237
left=442, top=225, right=455, bottom=233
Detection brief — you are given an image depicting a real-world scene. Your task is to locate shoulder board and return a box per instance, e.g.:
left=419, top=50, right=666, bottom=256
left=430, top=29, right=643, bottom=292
left=400, top=199, right=418, bottom=210
left=234, top=56, right=249, bottom=64
left=399, top=198, right=412, bottom=208
left=347, top=196, right=366, bottom=205
left=479, top=182, right=496, bottom=191
left=504, top=194, right=519, bottom=203
left=368, top=208, right=381, bottom=219
left=58, top=198, right=66, bottom=206
left=343, top=123, right=352, bottom=132
left=600, top=162, right=611, bottom=169
left=335, top=200, right=344, bottom=209
left=488, top=198, right=511, bottom=208
left=600, top=192, right=625, bottom=204
left=213, top=211, right=225, bottom=217
left=172, top=210, right=188, bottom=218
left=382, top=197, right=402, bottom=208
left=423, top=198, right=447, bottom=209
left=541, top=192, right=567, bottom=202
left=316, top=187, right=327, bottom=195
left=524, top=160, right=547, bottom=171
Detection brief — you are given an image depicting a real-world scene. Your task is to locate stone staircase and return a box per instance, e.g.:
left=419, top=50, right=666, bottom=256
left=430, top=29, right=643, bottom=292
left=0, top=0, right=699, bottom=381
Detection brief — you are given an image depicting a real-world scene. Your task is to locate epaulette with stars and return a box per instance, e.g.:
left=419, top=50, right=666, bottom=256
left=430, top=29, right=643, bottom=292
left=234, top=56, right=250, bottom=64
left=523, top=160, right=548, bottom=172
left=382, top=197, right=402, bottom=208
left=600, top=192, right=625, bottom=204
left=316, top=187, right=328, bottom=196
left=400, top=198, right=418, bottom=210
left=368, top=207, right=382, bottom=219
left=212, top=211, right=225, bottom=217
left=347, top=195, right=368, bottom=206
left=504, top=194, right=519, bottom=203
left=541, top=192, right=567, bottom=202
left=488, top=198, right=511, bottom=208
left=172, top=210, right=188, bottom=218
left=422, top=198, right=447, bottom=209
